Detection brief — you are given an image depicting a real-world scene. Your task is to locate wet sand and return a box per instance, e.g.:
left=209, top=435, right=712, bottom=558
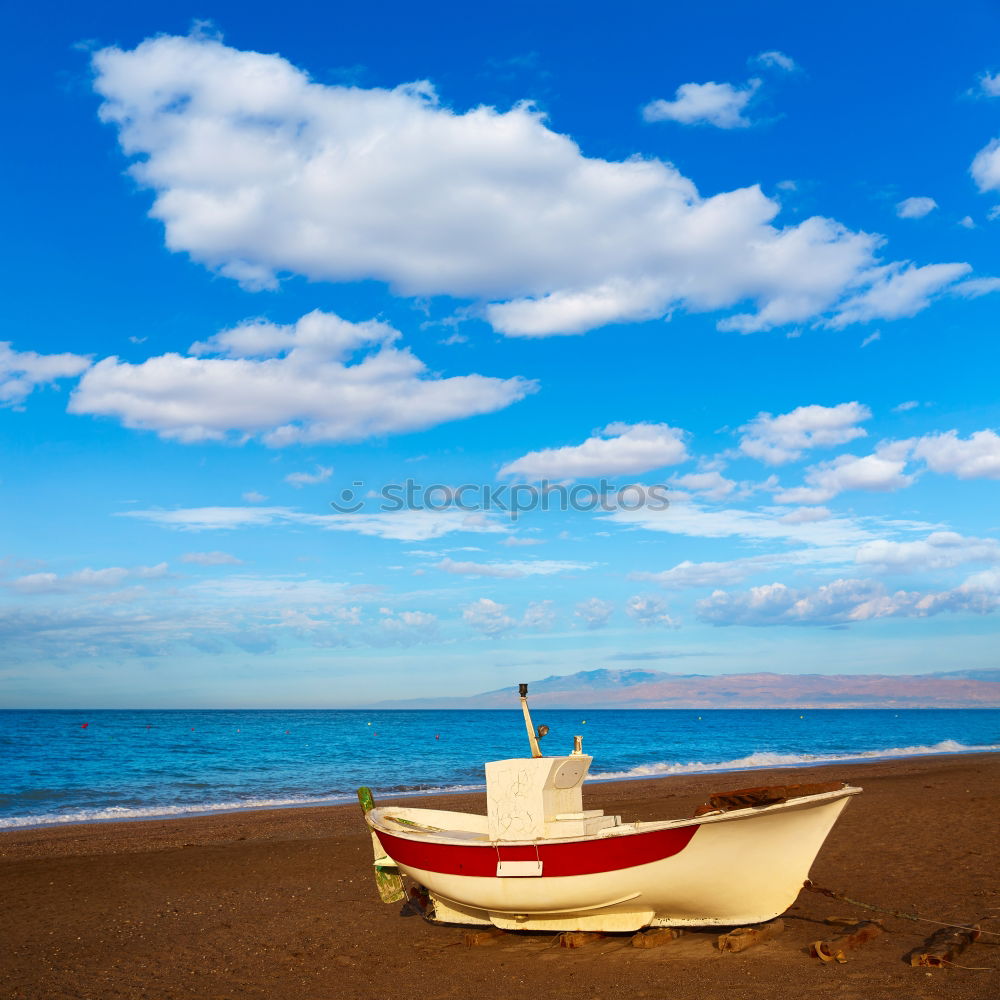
left=2, top=753, right=998, bottom=999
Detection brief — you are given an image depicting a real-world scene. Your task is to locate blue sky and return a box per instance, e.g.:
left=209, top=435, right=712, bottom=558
left=3, top=0, right=1000, bottom=707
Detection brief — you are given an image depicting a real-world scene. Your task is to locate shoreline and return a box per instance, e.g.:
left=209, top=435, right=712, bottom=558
left=3, top=751, right=998, bottom=999
left=4, top=744, right=998, bottom=835
left=1, top=749, right=997, bottom=858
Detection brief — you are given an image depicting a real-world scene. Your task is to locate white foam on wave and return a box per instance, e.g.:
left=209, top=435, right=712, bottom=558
left=3, top=741, right=997, bottom=830
left=0, top=782, right=486, bottom=831
left=588, top=740, right=1000, bottom=782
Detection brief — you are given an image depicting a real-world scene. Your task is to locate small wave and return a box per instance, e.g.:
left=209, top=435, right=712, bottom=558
left=3, top=741, right=996, bottom=830
left=588, top=740, right=1000, bottom=782
left=0, top=782, right=486, bottom=831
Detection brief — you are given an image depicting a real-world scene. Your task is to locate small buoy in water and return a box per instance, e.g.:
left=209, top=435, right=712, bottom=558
left=799, top=716, right=804, bottom=719
left=367, top=722, right=372, bottom=726
left=581, top=720, right=587, bottom=725
left=435, top=734, right=440, bottom=740
left=81, top=723, right=89, bottom=729
left=698, top=716, right=702, bottom=720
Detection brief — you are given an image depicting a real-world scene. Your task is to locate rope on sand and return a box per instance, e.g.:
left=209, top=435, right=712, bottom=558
left=934, top=961, right=995, bottom=971
left=802, top=880, right=1000, bottom=941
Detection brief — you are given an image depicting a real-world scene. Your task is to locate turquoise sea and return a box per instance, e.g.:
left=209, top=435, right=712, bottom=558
left=2, top=708, right=998, bottom=829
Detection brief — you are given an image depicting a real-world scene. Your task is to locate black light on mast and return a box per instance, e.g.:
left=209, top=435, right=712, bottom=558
left=518, top=682, right=546, bottom=758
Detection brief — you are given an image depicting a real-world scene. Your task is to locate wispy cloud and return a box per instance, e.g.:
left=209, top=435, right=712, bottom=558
left=181, top=551, right=243, bottom=566
left=753, top=51, right=797, bottom=72
left=7, top=563, right=169, bottom=595
left=435, top=557, right=593, bottom=578
left=608, top=493, right=876, bottom=547
left=285, top=465, right=333, bottom=487
left=120, top=505, right=509, bottom=541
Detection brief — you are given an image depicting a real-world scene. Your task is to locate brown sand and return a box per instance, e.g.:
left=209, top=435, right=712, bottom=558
left=2, top=754, right=998, bottom=1000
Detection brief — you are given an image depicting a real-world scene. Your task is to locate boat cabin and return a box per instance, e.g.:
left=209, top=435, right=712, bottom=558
left=485, top=753, right=620, bottom=841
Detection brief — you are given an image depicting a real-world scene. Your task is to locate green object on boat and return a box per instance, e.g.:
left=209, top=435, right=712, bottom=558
left=385, top=815, right=444, bottom=832
left=358, top=786, right=406, bottom=904
left=357, top=786, right=376, bottom=813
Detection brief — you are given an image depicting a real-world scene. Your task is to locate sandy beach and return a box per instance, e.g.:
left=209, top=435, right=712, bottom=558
left=2, top=753, right=998, bottom=1000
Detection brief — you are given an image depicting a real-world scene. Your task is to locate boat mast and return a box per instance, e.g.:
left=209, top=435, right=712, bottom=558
left=519, top=683, right=543, bottom=758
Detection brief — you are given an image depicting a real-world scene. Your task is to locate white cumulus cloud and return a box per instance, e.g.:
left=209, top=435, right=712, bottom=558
left=669, top=471, right=736, bottom=500
left=500, top=422, right=688, bottom=479
left=377, top=610, right=439, bottom=643
left=642, top=78, right=761, bottom=128
left=739, top=401, right=871, bottom=465
left=970, top=72, right=1000, bottom=192
left=912, top=429, right=1000, bottom=480
left=774, top=446, right=915, bottom=504
left=972, top=139, right=1000, bottom=193
left=769, top=428, right=1000, bottom=502
left=696, top=573, right=1000, bottom=626
left=69, top=310, right=534, bottom=445
left=980, top=72, right=1000, bottom=97
left=896, top=197, right=937, bottom=219
left=574, top=597, right=614, bottom=629
left=463, top=597, right=516, bottom=636
left=0, top=342, right=91, bottom=408
left=855, top=532, right=1000, bottom=573
left=522, top=600, right=556, bottom=630
left=625, top=594, right=679, bottom=627
left=91, top=34, right=969, bottom=339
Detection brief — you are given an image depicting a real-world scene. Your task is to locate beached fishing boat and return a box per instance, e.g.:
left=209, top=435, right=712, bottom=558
left=359, top=685, right=861, bottom=932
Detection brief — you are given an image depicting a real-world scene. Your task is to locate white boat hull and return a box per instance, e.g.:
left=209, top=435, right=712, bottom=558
left=370, top=787, right=859, bottom=932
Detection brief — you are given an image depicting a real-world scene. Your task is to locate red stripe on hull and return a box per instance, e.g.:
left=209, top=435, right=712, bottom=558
left=376, top=824, right=699, bottom=878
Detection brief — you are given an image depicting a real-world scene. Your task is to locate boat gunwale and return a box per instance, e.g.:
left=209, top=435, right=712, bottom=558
left=367, top=785, right=862, bottom=849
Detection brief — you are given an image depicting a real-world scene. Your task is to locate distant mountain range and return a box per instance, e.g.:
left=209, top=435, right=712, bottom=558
left=372, top=667, right=1000, bottom=709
